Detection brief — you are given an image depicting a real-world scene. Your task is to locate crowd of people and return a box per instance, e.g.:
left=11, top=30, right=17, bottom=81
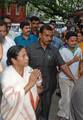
left=0, top=15, right=83, bottom=120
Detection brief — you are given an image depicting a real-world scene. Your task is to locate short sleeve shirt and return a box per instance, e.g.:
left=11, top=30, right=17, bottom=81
left=27, top=41, right=65, bottom=90
left=14, top=34, right=38, bottom=48
left=59, top=46, right=82, bottom=79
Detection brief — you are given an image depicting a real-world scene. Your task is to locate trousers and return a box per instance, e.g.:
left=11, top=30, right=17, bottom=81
left=57, top=78, right=74, bottom=119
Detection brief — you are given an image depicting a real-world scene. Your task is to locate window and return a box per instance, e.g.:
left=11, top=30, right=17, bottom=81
left=16, top=5, right=20, bottom=15
left=7, top=5, right=11, bottom=15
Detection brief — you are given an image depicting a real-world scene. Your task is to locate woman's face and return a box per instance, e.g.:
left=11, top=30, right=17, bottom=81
left=14, top=48, right=29, bottom=67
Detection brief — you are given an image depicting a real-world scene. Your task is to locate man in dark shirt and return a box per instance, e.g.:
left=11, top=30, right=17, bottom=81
left=27, top=24, right=76, bottom=120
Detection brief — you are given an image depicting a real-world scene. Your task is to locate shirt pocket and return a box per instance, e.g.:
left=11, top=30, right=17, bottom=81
left=45, top=55, right=55, bottom=66
left=29, top=56, right=43, bottom=68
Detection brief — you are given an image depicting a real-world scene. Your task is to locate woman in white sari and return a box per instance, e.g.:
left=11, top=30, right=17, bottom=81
left=0, top=34, right=3, bottom=72
left=1, top=45, right=41, bottom=120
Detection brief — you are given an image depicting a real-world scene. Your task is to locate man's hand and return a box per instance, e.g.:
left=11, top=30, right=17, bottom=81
left=60, top=64, right=76, bottom=82
left=73, top=78, right=78, bottom=85
left=37, top=85, right=44, bottom=94
left=73, top=55, right=81, bottom=62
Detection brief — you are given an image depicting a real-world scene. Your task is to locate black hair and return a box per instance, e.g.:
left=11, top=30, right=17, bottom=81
left=49, top=20, right=56, bottom=24
left=0, top=16, right=4, bottom=22
left=0, top=21, right=7, bottom=33
left=0, top=34, right=4, bottom=43
left=39, top=21, right=44, bottom=24
left=39, top=24, right=53, bottom=33
left=0, top=21, right=7, bottom=28
left=6, top=45, right=24, bottom=66
left=29, top=16, right=40, bottom=22
left=3, top=16, right=11, bottom=21
left=65, top=31, right=77, bottom=40
left=20, top=21, right=30, bottom=29
left=80, top=24, right=83, bottom=29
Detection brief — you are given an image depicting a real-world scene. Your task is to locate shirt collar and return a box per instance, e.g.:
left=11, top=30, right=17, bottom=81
left=67, top=44, right=78, bottom=54
left=21, top=33, right=30, bottom=40
left=30, top=31, right=39, bottom=37
left=35, top=40, right=51, bottom=49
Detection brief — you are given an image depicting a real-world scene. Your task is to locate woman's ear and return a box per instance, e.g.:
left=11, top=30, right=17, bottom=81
left=11, top=58, right=16, bottom=65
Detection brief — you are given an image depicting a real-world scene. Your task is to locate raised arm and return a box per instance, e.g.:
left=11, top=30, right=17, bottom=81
left=24, top=69, right=41, bottom=94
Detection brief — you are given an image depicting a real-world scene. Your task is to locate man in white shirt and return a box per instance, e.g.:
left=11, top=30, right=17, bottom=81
left=0, top=21, right=15, bottom=69
left=57, top=31, right=82, bottom=120
left=4, top=16, right=20, bottom=40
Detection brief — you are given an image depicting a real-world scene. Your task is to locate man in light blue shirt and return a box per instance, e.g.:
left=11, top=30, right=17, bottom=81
left=51, top=36, right=63, bottom=49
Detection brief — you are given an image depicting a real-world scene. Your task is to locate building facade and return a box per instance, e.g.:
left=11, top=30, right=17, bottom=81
left=0, top=2, right=26, bottom=23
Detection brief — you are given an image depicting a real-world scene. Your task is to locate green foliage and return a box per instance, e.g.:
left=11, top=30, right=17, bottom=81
left=29, top=0, right=83, bottom=18
left=0, top=0, right=83, bottom=18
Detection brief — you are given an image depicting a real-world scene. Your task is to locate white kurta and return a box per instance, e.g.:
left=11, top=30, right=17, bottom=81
left=57, top=46, right=82, bottom=119
left=59, top=47, right=82, bottom=79
left=1, top=66, right=39, bottom=120
left=1, top=36, right=15, bottom=69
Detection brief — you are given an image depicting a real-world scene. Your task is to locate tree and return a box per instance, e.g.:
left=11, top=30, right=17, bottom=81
left=28, top=0, right=83, bottom=18
left=0, top=0, right=83, bottom=19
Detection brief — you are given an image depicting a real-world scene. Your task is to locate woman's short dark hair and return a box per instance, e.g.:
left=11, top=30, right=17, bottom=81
left=6, top=45, right=24, bottom=66
left=39, top=24, right=53, bottom=33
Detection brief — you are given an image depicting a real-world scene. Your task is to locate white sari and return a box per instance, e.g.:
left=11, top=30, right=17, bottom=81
left=1, top=66, right=39, bottom=120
